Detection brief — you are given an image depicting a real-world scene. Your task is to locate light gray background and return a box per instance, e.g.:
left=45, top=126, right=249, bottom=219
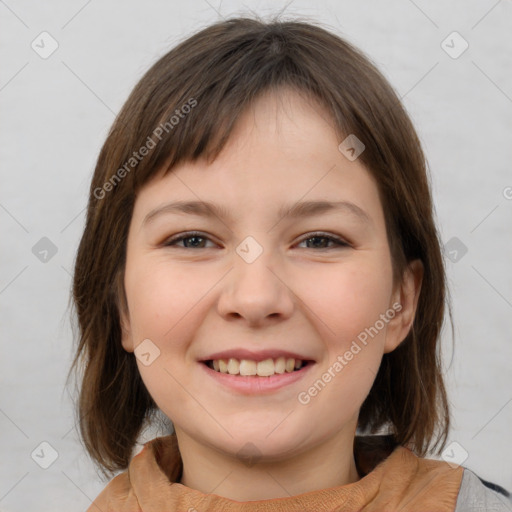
left=1, top=0, right=511, bottom=510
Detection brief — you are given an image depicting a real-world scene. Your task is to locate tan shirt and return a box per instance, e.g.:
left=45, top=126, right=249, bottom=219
left=88, top=434, right=465, bottom=511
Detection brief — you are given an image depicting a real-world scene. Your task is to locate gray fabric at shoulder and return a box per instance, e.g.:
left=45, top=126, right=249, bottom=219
left=455, top=469, right=512, bottom=512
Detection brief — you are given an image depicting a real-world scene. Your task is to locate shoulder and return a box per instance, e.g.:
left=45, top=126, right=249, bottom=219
left=455, top=468, right=512, bottom=512
left=86, top=471, right=139, bottom=512
left=356, top=435, right=512, bottom=512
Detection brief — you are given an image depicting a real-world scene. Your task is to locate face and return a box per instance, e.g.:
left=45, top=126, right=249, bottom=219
left=120, top=89, right=421, bottom=461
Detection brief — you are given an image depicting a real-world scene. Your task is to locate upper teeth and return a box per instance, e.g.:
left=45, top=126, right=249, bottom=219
left=211, top=357, right=303, bottom=376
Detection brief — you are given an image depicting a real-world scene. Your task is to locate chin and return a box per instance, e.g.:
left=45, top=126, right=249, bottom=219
left=210, top=420, right=311, bottom=462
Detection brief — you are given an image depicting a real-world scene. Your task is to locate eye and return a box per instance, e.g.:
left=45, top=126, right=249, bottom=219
left=163, top=231, right=216, bottom=249
left=295, top=232, right=350, bottom=250
left=162, top=231, right=350, bottom=250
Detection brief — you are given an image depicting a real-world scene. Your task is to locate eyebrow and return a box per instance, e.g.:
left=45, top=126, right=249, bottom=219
left=142, top=199, right=372, bottom=227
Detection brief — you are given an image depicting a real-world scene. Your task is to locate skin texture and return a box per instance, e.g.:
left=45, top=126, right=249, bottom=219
left=120, top=88, right=423, bottom=501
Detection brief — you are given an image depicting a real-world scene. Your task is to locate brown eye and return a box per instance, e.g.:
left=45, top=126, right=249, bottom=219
left=164, top=232, right=215, bottom=249
left=296, top=233, right=349, bottom=250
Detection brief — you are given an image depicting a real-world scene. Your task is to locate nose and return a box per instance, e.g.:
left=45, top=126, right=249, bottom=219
left=217, top=239, right=295, bottom=327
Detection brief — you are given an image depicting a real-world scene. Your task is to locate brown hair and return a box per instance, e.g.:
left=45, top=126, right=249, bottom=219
left=68, top=14, right=452, bottom=477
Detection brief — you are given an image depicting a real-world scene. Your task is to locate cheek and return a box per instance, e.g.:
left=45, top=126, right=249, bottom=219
left=293, top=257, right=393, bottom=350
left=293, top=257, right=394, bottom=415
left=124, top=259, right=208, bottom=416
left=124, top=258, right=211, bottom=343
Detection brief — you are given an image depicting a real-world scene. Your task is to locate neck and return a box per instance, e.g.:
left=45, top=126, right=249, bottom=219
left=175, top=426, right=360, bottom=501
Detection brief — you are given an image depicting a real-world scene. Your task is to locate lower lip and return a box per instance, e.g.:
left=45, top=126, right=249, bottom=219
left=199, top=361, right=315, bottom=394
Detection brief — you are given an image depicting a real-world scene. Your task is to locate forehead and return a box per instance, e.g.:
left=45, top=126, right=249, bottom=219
left=132, top=89, right=385, bottom=232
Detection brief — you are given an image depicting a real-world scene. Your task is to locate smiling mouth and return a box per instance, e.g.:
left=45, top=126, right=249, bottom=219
left=202, top=357, right=313, bottom=377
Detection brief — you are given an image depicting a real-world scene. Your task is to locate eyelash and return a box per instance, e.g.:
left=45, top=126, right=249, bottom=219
left=162, top=231, right=350, bottom=250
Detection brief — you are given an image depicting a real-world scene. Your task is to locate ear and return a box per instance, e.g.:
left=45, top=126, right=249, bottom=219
left=117, top=283, right=135, bottom=353
left=384, top=259, right=424, bottom=354
left=120, top=306, right=135, bottom=353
